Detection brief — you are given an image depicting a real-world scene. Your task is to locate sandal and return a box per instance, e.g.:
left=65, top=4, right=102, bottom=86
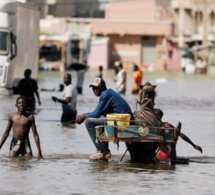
left=89, top=151, right=111, bottom=161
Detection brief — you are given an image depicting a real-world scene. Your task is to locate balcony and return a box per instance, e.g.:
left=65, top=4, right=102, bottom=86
left=171, top=0, right=193, bottom=9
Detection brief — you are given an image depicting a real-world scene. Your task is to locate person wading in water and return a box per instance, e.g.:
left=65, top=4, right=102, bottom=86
left=0, top=96, right=43, bottom=158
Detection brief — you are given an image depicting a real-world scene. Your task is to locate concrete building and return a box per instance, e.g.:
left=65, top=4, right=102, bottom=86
left=88, top=0, right=215, bottom=73
left=171, top=0, right=215, bottom=47
left=23, top=0, right=215, bottom=74
left=170, top=0, right=215, bottom=74
left=87, top=0, right=175, bottom=70
left=28, top=0, right=101, bottom=18
left=37, top=0, right=175, bottom=71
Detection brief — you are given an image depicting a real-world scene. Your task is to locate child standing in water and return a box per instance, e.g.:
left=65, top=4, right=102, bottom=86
left=0, top=96, right=43, bottom=158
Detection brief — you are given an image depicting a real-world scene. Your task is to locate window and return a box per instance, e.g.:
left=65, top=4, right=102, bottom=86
left=210, top=11, right=215, bottom=33
left=0, top=31, right=9, bottom=55
left=39, top=41, right=62, bottom=61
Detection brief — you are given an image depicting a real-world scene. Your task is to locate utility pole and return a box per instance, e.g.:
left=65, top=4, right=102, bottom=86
left=178, top=0, right=184, bottom=48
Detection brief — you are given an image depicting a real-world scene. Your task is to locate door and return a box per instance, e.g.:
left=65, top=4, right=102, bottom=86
left=142, top=37, right=156, bottom=65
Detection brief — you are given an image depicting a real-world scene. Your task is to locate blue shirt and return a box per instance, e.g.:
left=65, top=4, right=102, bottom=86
left=86, top=89, right=134, bottom=119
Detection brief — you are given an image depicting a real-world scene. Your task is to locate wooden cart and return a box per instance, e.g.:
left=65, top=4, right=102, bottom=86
left=96, top=123, right=178, bottom=164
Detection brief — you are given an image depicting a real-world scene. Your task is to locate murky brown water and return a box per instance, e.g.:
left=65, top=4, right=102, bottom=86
left=0, top=70, right=215, bottom=195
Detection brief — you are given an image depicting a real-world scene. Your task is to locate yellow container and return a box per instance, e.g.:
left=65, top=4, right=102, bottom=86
left=106, top=113, right=131, bottom=126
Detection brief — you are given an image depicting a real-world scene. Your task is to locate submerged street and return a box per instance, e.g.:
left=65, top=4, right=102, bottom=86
left=0, top=70, right=215, bottom=195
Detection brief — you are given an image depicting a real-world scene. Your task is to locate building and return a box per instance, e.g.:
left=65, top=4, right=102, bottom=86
left=36, top=0, right=175, bottom=71
left=38, top=0, right=215, bottom=73
left=88, top=0, right=175, bottom=70
left=170, top=0, right=215, bottom=74
left=28, top=0, right=102, bottom=18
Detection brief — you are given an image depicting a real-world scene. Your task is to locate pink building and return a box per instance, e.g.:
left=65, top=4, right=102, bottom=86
left=88, top=0, right=180, bottom=70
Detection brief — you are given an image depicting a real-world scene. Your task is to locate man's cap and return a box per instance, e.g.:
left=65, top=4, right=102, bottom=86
left=89, top=78, right=106, bottom=88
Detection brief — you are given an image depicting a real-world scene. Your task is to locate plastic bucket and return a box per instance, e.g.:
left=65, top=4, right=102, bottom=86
left=106, top=113, right=131, bottom=126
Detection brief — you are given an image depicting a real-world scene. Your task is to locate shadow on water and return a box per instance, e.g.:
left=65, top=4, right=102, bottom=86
left=2, top=154, right=214, bottom=173
left=188, top=156, right=215, bottom=164
left=0, top=156, right=38, bottom=171
left=91, top=161, right=176, bottom=172
left=92, top=155, right=215, bottom=172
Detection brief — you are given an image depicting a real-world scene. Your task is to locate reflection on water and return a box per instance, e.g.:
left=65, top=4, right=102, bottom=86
left=0, top=70, right=215, bottom=194
left=9, top=158, right=35, bottom=171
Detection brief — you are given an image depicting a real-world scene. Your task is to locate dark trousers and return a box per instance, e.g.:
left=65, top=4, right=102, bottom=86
left=61, top=109, right=77, bottom=123
left=76, top=87, right=82, bottom=94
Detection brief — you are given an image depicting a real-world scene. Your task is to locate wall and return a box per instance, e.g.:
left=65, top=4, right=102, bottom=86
left=108, top=35, right=142, bottom=68
left=105, top=0, right=156, bottom=20
left=87, top=37, right=109, bottom=69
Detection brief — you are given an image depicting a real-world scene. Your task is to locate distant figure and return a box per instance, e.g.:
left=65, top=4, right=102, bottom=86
left=181, top=54, right=188, bottom=72
left=96, top=65, right=103, bottom=79
left=17, top=69, right=41, bottom=114
left=114, top=61, right=127, bottom=95
left=185, top=58, right=196, bottom=74
left=0, top=96, right=43, bottom=158
left=132, top=64, right=143, bottom=94
left=113, top=61, right=120, bottom=76
left=195, top=57, right=207, bottom=74
left=69, top=61, right=89, bottom=94
left=52, top=73, right=77, bottom=124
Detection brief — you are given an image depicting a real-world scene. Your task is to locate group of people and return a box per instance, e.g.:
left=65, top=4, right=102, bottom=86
left=68, top=61, right=89, bottom=94
left=0, top=73, right=134, bottom=159
left=114, top=61, right=143, bottom=95
left=76, top=76, right=203, bottom=161
left=0, top=64, right=202, bottom=161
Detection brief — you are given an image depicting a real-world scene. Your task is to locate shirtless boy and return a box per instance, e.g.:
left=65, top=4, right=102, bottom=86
left=0, top=96, right=43, bottom=158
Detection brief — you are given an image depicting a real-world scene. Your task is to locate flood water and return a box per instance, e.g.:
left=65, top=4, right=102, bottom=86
left=0, top=70, right=215, bottom=195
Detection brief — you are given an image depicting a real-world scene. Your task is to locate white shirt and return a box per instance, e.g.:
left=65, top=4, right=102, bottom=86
left=116, top=69, right=126, bottom=91
left=61, top=84, right=77, bottom=111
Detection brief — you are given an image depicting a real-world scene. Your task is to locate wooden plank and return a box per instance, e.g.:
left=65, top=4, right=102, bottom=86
left=98, top=132, right=175, bottom=143
left=99, top=125, right=177, bottom=141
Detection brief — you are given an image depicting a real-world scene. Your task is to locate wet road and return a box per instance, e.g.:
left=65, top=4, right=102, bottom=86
left=0, top=70, right=215, bottom=195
